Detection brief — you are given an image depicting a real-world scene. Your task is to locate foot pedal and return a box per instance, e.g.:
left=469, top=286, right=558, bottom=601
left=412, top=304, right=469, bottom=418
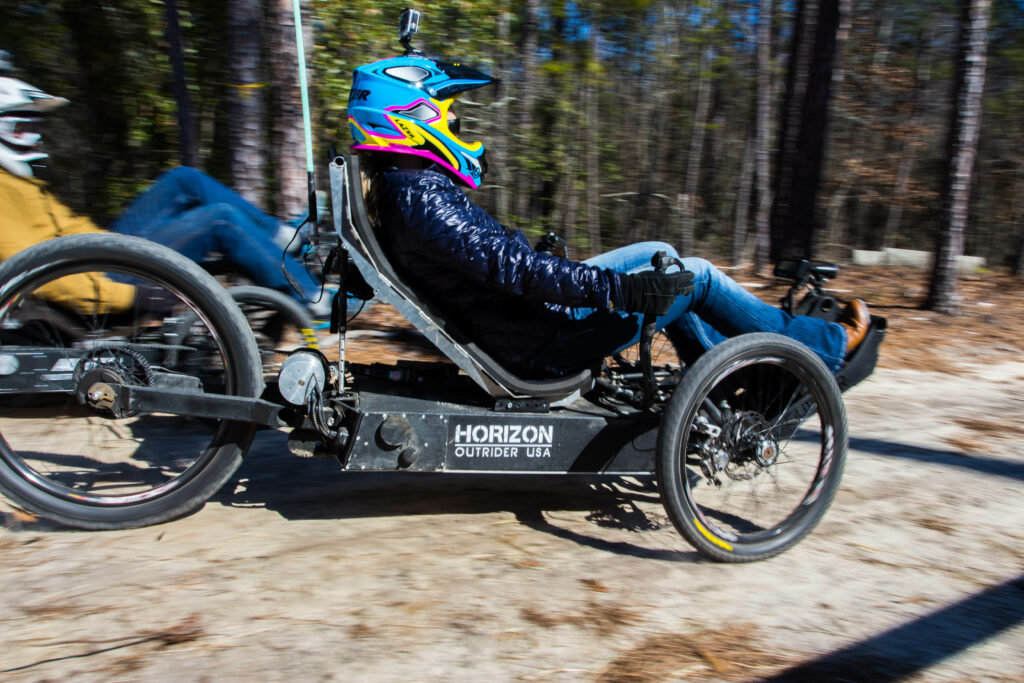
left=836, top=316, right=887, bottom=393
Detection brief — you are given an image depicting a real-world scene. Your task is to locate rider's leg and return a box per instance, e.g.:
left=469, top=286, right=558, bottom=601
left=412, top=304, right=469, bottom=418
left=110, top=167, right=282, bottom=241
left=535, top=243, right=846, bottom=373
left=680, top=256, right=845, bottom=370
left=138, top=203, right=322, bottom=302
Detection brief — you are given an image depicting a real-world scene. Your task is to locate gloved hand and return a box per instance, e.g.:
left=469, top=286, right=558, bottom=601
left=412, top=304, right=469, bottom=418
left=534, top=232, right=566, bottom=255
left=344, top=261, right=375, bottom=301
left=615, top=269, right=695, bottom=316
left=133, top=284, right=180, bottom=317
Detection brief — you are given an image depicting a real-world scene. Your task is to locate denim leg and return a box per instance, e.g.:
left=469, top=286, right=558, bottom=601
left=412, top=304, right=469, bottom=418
left=680, top=257, right=847, bottom=370
left=111, top=167, right=280, bottom=238
left=139, top=204, right=320, bottom=300
left=582, top=241, right=679, bottom=275
left=538, top=244, right=846, bottom=373
left=581, top=242, right=724, bottom=346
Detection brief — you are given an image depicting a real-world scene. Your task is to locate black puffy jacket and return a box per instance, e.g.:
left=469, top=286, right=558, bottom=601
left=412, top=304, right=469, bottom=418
left=376, top=166, right=622, bottom=373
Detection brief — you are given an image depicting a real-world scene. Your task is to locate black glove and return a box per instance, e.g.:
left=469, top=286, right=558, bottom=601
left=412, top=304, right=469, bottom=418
left=616, top=269, right=695, bottom=316
left=133, top=284, right=180, bottom=317
left=344, top=261, right=375, bottom=301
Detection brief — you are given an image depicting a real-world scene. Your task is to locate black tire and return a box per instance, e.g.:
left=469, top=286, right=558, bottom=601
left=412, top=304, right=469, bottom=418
left=227, top=286, right=319, bottom=380
left=657, top=333, right=847, bottom=562
left=0, top=234, right=263, bottom=529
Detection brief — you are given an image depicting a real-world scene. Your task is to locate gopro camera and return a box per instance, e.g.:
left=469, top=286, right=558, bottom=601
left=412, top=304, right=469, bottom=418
left=399, top=8, right=421, bottom=51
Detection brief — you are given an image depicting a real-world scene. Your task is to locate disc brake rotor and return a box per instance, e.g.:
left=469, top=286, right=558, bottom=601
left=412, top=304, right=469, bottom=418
left=717, top=410, right=779, bottom=481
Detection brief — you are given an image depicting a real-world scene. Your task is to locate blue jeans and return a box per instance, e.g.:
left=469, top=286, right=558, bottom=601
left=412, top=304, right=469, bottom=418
left=110, top=167, right=319, bottom=300
left=533, top=241, right=847, bottom=373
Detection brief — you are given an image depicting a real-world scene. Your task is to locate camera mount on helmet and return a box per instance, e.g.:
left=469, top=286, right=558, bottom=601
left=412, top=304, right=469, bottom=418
left=398, top=8, right=422, bottom=56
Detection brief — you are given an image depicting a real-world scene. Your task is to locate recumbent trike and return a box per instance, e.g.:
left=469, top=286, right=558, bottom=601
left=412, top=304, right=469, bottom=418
left=0, top=153, right=885, bottom=562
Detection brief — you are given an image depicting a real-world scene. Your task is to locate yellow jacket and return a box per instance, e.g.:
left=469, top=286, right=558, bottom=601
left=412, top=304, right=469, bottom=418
left=0, top=169, right=135, bottom=314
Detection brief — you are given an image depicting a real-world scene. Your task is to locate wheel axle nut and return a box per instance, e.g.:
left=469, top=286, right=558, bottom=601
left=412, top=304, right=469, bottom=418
left=86, top=382, right=116, bottom=409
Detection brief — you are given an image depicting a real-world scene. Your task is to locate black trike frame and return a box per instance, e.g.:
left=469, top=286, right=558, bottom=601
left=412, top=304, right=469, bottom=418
left=272, top=153, right=886, bottom=476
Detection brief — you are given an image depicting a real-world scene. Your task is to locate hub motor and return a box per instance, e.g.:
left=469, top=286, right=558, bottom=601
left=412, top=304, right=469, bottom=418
left=277, top=348, right=330, bottom=406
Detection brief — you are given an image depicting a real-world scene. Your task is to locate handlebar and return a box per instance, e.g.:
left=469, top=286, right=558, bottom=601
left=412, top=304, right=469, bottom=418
left=638, top=250, right=680, bottom=408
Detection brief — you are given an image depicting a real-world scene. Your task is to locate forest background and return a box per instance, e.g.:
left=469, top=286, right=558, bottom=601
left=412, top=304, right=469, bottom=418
left=1, top=0, right=1022, bottom=292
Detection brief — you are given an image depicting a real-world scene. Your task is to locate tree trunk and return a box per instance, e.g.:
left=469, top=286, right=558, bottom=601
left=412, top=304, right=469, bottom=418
left=268, top=0, right=309, bottom=221
left=824, top=180, right=850, bottom=262
left=819, top=0, right=851, bottom=259
left=164, top=0, right=198, bottom=168
left=881, top=23, right=934, bottom=251
left=558, top=103, right=580, bottom=252
left=881, top=149, right=914, bottom=250
left=514, top=0, right=539, bottom=223
left=1015, top=227, right=1024, bottom=276
left=227, top=0, right=266, bottom=208
left=62, top=0, right=129, bottom=223
left=492, top=7, right=512, bottom=223
left=680, top=49, right=712, bottom=258
left=753, top=0, right=774, bottom=271
left=584, top=27, right=602, bottom=257
left=928, top=0, right=992, bottom=313
left=734, top=136, right=756, bottom=265
left=769, top=0, right=841, bottom=264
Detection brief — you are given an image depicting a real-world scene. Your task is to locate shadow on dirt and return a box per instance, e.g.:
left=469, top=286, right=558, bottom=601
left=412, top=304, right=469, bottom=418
left=763, top=571, right=1024, bottom=682
left=213, top=430, right=701, bottom=562
left=850, top=436, right=1024, bottom=481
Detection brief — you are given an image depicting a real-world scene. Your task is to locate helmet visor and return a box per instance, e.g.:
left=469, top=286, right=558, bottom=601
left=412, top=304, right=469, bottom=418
left=0, top=116, right=43, bottom=149
left=432, top=61, right=499, bottom=99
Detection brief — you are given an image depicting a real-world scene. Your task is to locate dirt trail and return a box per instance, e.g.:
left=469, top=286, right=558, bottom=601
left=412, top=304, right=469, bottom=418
left=2, top=353, right=1023, bottom=681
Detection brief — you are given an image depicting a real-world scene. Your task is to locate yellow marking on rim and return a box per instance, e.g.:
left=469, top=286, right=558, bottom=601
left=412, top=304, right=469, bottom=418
left=694, top=517, right=733, bottom=551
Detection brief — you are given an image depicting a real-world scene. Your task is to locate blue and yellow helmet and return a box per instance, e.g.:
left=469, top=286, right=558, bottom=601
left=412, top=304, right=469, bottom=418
left=347, top=55, right=498, bottom=189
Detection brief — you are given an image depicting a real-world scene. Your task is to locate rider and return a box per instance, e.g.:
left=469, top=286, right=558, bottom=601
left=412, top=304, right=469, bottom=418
left=347, top=53, right=870, bottom=378
left=0, top=57, right=328, bottom=316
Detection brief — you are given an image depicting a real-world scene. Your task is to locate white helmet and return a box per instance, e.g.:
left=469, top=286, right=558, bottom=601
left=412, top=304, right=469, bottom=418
left=0, top=56, right=69, bottom=176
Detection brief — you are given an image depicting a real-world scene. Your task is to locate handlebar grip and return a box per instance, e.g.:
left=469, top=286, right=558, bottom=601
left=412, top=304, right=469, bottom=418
left=650, top=250, right=669, bottom=274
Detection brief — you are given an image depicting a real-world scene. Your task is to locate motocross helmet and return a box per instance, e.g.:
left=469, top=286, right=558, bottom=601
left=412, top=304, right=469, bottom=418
left=347, top=55, right=498, bottom=189
left=0, top=59, right=69, bottom=177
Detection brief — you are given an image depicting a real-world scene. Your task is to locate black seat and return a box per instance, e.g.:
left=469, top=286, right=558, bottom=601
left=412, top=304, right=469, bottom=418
left=328, top=154, right=593, bottom=402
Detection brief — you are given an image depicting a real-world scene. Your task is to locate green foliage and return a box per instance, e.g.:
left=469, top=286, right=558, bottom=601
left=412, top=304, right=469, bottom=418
left=312, top=0, right=506, bottom=152
left=0, top=0, right=1022, bottom=266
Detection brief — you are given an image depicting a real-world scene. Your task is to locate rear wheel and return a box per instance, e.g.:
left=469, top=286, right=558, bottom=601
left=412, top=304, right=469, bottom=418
left=0, top=234, right=262, bottom=529
left=657, top=333, right=847, bottom=562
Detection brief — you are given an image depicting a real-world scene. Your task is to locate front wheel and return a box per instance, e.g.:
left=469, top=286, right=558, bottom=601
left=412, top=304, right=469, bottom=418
left=657, top=333, right=847, bottom=562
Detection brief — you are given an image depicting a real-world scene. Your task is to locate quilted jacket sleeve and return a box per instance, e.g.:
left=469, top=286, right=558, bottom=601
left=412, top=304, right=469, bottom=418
left=395, top=173, right=620, bottom=309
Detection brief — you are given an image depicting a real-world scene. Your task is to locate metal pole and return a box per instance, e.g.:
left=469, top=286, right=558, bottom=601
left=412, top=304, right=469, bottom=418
left=292, top=0, right=316, bottom=223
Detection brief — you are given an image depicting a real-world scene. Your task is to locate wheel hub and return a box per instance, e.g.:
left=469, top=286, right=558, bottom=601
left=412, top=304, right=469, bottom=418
left=755, top=436, right=779, bottom=467
left=696, top=408, right=779, bottom=483
left=72, top=346, right=154, bottom=417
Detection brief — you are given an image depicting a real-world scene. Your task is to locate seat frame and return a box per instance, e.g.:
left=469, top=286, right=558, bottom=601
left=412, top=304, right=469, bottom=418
left=328, top=155, right=593, bottom=402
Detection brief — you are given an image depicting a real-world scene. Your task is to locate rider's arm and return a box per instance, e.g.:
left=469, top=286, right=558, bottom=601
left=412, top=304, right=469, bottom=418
left=400, top=176, right=620, bottom=309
